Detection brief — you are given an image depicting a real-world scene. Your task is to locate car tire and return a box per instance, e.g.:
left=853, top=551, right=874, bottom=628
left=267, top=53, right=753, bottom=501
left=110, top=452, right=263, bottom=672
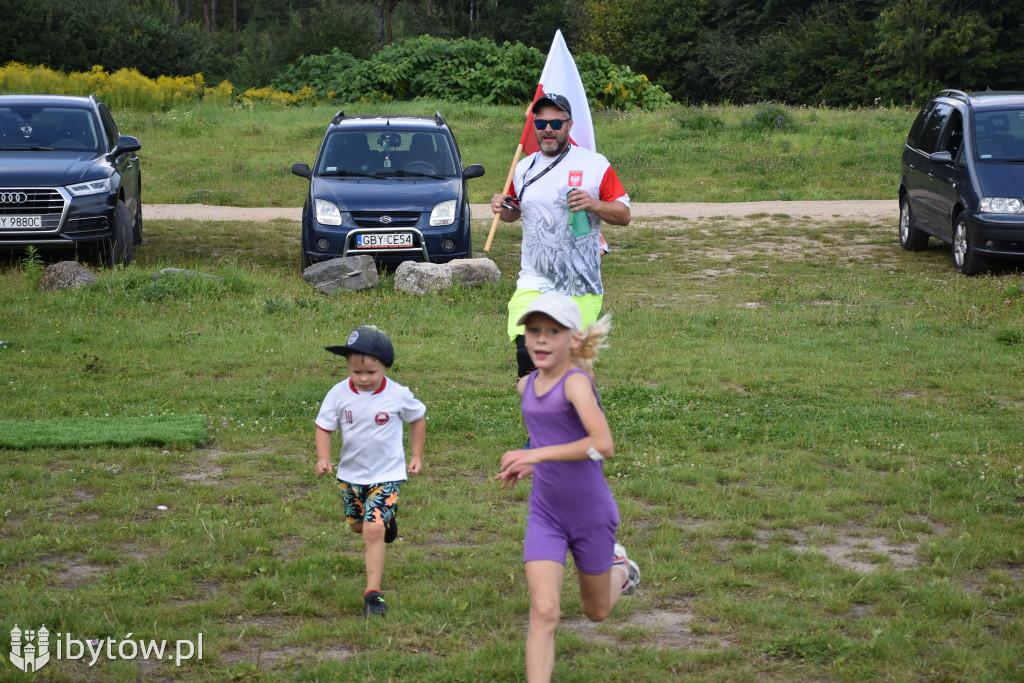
left=952, top=211, right=989, bottom=275
left=899, top=196, right=929, bottom=251
left=98, top=199, right=134, bottom=267
left=300, top=233, right=316, bottom=272
left=132, top=199, right=144, bottom=245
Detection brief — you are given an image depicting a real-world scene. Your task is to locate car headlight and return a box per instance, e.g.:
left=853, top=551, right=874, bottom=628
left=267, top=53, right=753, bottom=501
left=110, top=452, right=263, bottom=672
left=980, top=197, right=1024, bottom=213
left=314, top=199, right=342, bottom=225
left=67, top=177, right=114, bottom=197
left=429, top=199, right=456, bottom=226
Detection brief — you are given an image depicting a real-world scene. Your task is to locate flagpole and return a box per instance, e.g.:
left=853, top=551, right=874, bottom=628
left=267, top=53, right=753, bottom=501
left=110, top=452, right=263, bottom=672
left=483, top=143, right=523, bottom=253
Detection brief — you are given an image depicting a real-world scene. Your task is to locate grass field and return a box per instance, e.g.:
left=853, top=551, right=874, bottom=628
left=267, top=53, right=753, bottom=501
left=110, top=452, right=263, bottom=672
left=1, top=205, right=1022, bottom=680
left=114, top=100, right=915, bottom=207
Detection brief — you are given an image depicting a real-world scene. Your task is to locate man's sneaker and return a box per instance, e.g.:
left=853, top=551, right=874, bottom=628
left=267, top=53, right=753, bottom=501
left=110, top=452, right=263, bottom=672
left=384, top=507, right=398, bottom=544
left=612, top=542, right=641, bottom=595
left=363, top=590, right=388, bottom=617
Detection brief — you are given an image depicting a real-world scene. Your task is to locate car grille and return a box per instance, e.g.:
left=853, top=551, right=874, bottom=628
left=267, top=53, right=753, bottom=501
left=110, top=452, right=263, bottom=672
left=0, top=188, right=66, bottom=231
left=351, top=211, right=420, bottom=228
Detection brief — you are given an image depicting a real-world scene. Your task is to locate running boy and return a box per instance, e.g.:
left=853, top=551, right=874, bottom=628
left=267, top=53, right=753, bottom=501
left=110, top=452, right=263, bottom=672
left=314, top=325, right=426, bottom=618
left=494, top=292, right=640, bottom=683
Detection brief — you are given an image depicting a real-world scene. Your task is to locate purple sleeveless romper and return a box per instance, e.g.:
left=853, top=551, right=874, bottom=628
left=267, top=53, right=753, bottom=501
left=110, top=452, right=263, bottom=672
left=521, top=368, right=620, bottom=574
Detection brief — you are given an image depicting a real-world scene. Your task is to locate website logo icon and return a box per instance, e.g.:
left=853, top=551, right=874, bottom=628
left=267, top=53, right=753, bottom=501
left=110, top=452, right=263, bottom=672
left=9, top=624, right=51, bottom=672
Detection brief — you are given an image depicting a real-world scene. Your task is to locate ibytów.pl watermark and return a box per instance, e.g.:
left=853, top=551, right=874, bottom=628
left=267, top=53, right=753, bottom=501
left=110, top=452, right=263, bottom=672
left=6, top=625, right=203, bottom=673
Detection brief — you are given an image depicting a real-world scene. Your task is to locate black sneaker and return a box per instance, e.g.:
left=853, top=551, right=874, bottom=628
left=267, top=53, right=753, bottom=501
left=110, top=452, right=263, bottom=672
left=363, top=591, right=387, bottom=617
left=384, top=507, right=398, bottom=544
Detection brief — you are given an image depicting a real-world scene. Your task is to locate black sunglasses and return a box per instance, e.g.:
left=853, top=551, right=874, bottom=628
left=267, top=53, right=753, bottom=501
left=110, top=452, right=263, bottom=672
left=533, top=118, right=570, bottom=131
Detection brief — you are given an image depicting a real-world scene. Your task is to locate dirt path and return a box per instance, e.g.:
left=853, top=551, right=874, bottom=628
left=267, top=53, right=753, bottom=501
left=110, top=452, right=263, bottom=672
left=144, top=200, right=898, bottom=223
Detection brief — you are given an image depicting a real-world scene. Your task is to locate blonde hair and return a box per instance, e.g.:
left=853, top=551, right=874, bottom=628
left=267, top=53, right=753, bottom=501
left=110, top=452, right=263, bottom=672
left=571, top=314, right=611, bottom=374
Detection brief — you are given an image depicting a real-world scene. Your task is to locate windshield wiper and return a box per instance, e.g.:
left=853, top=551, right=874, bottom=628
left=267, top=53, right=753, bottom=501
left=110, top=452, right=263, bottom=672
left=0, top=146, right=54, bottom=151
left=391, top=170, right=445, bottom=180
left=320, top=170, right=382, bottom=179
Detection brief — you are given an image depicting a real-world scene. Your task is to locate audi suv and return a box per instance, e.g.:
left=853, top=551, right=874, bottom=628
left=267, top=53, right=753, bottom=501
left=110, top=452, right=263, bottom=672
left=0, top=94, right=142, bottom=266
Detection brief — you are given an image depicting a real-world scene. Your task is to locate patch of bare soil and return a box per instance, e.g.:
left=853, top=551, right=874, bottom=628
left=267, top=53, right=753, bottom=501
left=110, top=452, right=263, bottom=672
left=178, top=451, right=224, bottom=485
left=750, top=519, right=951, bottom=574
left=562, top=601, right=732, bottom=651
left=57, top=559, right=105, bottom=588
left=218, top=644, right=355, bottom=669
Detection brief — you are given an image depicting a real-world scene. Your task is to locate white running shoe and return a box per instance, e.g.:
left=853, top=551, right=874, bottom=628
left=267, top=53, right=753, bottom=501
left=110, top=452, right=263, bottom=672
left=612, top=542, right=641, bottom=595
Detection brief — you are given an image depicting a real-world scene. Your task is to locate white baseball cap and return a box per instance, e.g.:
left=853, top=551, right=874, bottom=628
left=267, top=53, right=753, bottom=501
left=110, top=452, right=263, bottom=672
left=516, top=292, right=582, bottom=331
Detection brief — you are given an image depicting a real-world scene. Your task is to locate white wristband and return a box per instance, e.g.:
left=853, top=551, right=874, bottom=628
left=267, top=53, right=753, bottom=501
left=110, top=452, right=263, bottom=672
left=587, top=447, right=605, bottom=462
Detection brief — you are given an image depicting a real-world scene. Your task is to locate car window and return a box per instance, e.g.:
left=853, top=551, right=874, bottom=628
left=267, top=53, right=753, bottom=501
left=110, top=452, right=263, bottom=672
left=916, top=103, right=952, bottom=154
left=318, top=129, right=459, bottom=176
left=906, top=102, right=934, bottom=149
left=973, top=109, right=1024, bottom=161
left=941, top=110, right=964, bottom=161
left=0, top=106, right=100, bottom=151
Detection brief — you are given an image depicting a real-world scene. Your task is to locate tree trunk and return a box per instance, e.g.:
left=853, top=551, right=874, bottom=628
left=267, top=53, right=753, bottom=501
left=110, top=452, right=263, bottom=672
left=376, top=0, right=399, bottom=48
left=211, top=0, right=217, bottom=31
left=201, top=0, right=210, bottom=33
left=232, top=0, right=238, bottom=53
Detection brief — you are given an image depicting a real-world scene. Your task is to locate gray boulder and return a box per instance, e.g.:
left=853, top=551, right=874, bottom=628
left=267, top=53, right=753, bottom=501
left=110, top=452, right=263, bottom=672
left=394, top=261, right=453, bottom=295
left=303, top=256, right=379, bottom=293
left=39, top=261, right=98, bottom=291
left=449, top=258, right=500, bottom=287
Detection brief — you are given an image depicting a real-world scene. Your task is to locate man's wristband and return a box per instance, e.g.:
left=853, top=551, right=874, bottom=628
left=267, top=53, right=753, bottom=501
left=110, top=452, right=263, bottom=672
left=587, top=447, right=605, bottom=462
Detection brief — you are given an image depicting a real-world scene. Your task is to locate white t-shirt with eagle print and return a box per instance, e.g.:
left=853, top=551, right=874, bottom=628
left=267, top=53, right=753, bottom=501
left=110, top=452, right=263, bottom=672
left=315, top=376, right=426, bottom=485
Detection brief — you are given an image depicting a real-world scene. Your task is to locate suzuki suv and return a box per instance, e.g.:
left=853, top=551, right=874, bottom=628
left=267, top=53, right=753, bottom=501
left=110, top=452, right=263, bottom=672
left=899, top=90, right=1024, bottom=274
left=0, top=94, right=142, bottom=266
left=292, top=111, right=484, bottom=270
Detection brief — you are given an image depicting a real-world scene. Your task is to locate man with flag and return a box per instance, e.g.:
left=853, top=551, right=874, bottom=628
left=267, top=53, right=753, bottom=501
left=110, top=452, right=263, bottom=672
left=490, top=89, right=632, bottom=379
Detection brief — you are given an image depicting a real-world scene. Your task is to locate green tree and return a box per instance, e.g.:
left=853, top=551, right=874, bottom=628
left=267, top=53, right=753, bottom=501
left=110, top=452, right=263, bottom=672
left=576, top=0, right=707, bottom=101
left=875, top=0, right=998, bottom=103
left=755, top=3, right=878, bottom=105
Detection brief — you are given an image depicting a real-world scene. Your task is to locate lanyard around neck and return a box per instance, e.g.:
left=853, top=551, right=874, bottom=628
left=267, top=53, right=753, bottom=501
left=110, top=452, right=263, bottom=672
left=518, top=144, right=571, bottom=200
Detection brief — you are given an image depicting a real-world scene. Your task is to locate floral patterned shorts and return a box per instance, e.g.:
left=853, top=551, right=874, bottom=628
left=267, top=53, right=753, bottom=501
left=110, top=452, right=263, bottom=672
left=337, top=480, right=400, bottom=526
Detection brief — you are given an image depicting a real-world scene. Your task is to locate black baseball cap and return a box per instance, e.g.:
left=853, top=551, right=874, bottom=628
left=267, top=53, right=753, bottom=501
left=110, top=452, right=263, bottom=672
left=532, top=93, right=572, bottom=117
left=326, top=325, right=395, bottom=367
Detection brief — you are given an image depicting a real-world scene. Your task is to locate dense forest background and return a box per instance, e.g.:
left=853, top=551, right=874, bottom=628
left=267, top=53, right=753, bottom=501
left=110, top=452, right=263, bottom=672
left=3, top=0, right=1023, bottom=106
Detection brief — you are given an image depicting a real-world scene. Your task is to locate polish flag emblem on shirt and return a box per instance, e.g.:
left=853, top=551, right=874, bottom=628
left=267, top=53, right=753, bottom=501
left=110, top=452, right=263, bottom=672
left=568, top=170, right=583, bottom=187
left=375, top=412, right=390, bottom=425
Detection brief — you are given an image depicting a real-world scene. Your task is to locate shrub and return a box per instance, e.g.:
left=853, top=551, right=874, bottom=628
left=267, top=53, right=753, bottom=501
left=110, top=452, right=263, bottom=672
left=742, top=103, right=796, bottom=132
left=270, top=36, right=673, bottom=111
left=0, top=62, right=209, bottom=110
left=675, top=108, right=727, bottom=134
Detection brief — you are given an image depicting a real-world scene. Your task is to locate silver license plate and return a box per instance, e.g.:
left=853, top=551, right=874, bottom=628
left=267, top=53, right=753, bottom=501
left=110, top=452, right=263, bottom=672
left=356, top=232, right=413, bottom=249
left=0, top=215, right=42, bottom=229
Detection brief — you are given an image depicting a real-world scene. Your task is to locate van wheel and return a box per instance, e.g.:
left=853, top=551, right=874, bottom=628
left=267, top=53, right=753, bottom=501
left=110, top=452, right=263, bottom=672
left=952, top=211, right=988, bottom=275
left=899, top=196, right=928, bottom=251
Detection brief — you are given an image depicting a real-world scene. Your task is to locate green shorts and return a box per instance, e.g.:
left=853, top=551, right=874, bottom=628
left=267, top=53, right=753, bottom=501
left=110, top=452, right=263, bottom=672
left=337, top=480, right=400, bottom=526
left=506, top=287, right=602, bottom=341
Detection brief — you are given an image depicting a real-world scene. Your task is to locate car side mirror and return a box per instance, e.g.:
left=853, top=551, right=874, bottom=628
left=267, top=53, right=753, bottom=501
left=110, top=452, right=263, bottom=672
left=463, top=164, right=485, bottom=180
left=930, top=151, right=953, bottom=165
left=292, top=162, right=312, bottom=178
left=109, top=135, right=141, bottom=159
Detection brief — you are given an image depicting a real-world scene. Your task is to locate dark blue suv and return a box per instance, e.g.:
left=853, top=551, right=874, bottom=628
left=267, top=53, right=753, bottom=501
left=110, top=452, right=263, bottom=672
left=0, top=94, right=142, bottom=266
left=292, top=111, right=484, bottom=271
left=899, top=90, right=1024, bottom=274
